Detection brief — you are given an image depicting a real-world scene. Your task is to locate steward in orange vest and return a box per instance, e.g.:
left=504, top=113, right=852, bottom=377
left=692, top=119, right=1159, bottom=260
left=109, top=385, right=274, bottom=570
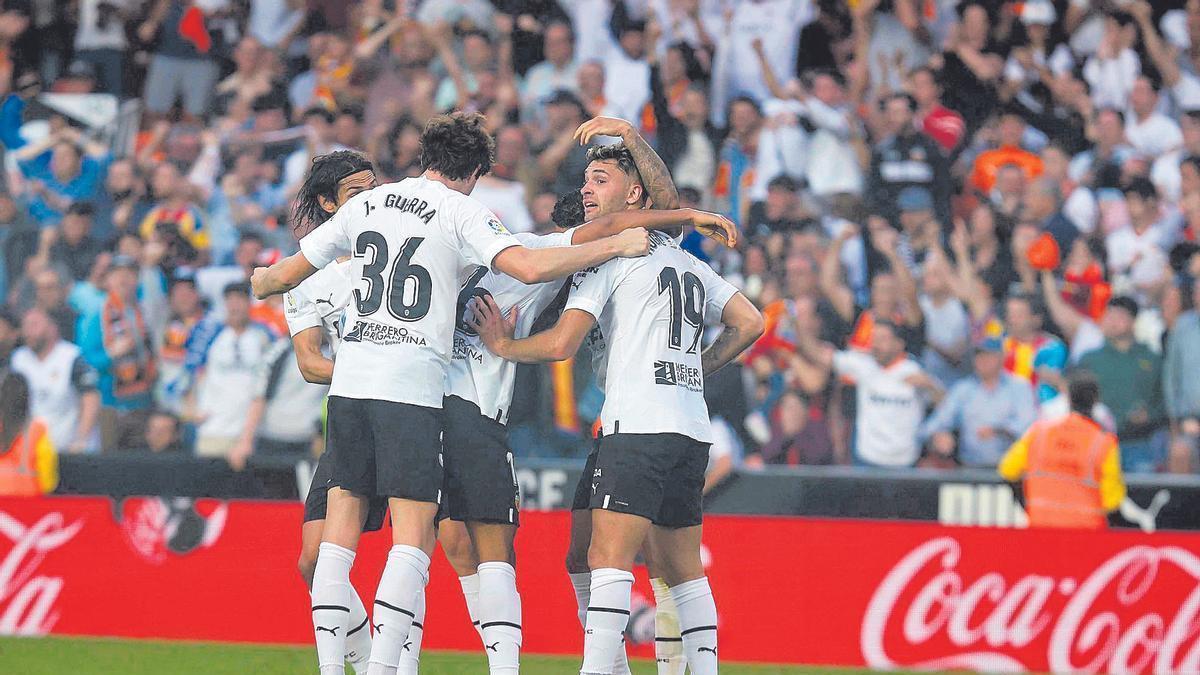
left=0, top=371, right=58, bottom=497
left=999, top=371, right=1125, bottom=529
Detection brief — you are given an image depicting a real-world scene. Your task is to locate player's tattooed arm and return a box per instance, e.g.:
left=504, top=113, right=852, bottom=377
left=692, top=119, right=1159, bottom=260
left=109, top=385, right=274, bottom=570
left=573, top=208, right=739, bottom=248
left=700, top=293, right=765, bottom=376
left=575, top=117, right=680, bottom=209
left=469, top=296, right=594, bottom=363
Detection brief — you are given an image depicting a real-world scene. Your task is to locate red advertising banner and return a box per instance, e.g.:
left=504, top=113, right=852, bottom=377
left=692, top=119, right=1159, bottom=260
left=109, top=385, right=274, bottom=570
left=2, top=495, right=1200, bottom=672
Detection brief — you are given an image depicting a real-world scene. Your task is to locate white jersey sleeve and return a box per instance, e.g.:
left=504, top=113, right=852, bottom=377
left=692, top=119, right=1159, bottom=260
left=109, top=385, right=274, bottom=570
left=284, top=283, right=322, bottom=337
left=564, top=261, right=624, bottom=320
left=454, top=200, right=523, bottom=269
left=299, top=201, right=354, bottom=270
left=693, top=255, right=739, bottom=319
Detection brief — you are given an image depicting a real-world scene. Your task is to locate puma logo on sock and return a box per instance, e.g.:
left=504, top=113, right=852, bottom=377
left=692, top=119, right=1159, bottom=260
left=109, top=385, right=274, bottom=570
left=698, top=646, right=717, bottom=655
left=486, top=641, right=500, bottom=652
left=315, top=626, right=338, bottom=635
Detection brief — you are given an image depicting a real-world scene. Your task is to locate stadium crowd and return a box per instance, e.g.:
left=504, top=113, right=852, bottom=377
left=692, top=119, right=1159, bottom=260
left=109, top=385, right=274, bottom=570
left=0, top=0, right=1198, bottom=480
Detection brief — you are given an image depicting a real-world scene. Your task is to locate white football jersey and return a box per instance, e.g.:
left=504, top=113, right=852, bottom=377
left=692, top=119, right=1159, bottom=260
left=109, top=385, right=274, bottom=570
left=300, top=176, right=521, bottom=407
left=284, top=259, right=354, bottom=354
left=447, top=228, right=576, bottom=423
left=564, top=231, right=738, bottom=442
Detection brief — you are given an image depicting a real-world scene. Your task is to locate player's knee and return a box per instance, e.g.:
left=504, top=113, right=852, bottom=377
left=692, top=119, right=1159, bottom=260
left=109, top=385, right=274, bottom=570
left=587, top=539, right=632, bottom=571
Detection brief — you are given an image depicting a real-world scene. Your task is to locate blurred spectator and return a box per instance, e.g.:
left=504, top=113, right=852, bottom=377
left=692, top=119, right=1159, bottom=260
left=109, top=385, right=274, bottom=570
left=1077, top=297, right=1166, bottom=472
left=0, top=194, right=36, bottom=302
left=229, top=338, right=326, bottom=469
left=535, top=90, right=590, bottom=196
left=1165, top=282, right=1200, bottom=473
left=93, top=158, right=151, bottom=245
left=1106, top=178, right=1174, bottom=305
left=196, top=232, right=263, bottom=319
left=810, top=320, right=940, bottom=467
left=49, top=202, right=104, bottom=282
left=139, top=0, right=221, bottom=123
left=30, top=268, right=78, bottom=342
left=77, top=255, right=157, bottom=451
left=1083, top=11, right=1140, bottom=110
left=13, top=127, right=110, bottom=227
left=970, top=110, right=1044, bottom=196
left=520, top=20, right=579, bottom=120
left=12, top=307, right=101, bottom=454
left=758, top=390, right=833, bottom=466
left=822, top=223, right=923, bottom=354
left=0, top=307, right=18, bottom=368
left=714, top=96, right=764, bottom=223
left=0, top=371, right=58, bottom=496
left=74, top=0, right=130, bottom=96
left=910, top=66, right=964, bottom=155
left=471, top=125, right=535, bottom=233
left=1124, top=75, right=1182, bottom=158
left=139, top=162, right=209, bottom=268
left=189, top=282, right=274, bottom=458
left=867, top=93, right=952, bottom=229
left=919, top=250, right=970, bottom=387
left=920, top=336, right=1038, bottom=467
left=155, top=271, right=210, bottom=415
left=135, top=409, right=185, bottom=453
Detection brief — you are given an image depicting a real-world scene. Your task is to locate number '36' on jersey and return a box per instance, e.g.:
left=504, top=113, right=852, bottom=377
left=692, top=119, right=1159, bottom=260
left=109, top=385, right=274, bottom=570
left=299, top=176, right=521, bottom=407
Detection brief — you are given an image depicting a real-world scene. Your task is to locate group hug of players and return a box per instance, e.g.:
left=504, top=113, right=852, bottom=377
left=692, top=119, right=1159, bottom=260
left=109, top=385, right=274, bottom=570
left=250, top=111, right=763, bottom=675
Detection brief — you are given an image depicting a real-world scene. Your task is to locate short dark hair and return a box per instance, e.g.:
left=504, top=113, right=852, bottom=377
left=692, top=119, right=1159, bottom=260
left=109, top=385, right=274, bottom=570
left=551, top=191, right=585, bottom=229
left=1122, top=176, right=1158, bottom=200
left=1068, top=370, right=1101, bottom=416
left=1107, top=295, right=1139, bottom=318
left=66, top=201, right=95, bottom=218
left=419, top=112, right=495, bottom=181
left=239, top=231, right=265, bottom=246
left=291, top=150, right=375, bottom=237
left=302, top=106, right=336, bottom=124
left=223, top=281, right=251, bottom=298
left=882, top=92, right=918, bottom=113
left=585, top=142, right=644, bottom=186
left=1006, top=292, right=1045, bottom=319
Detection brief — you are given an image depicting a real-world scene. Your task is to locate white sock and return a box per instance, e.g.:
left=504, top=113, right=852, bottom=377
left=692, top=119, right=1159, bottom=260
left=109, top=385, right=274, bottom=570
left=670, top=577, right=719, bottom=675
left=345, top=585, right=373, bottom=674
left=478, top=562, right=522, bottom=674
left=571, top=571, right=631, bottom=675
left=580, top=568, right=634, bottom=675
left=367, top=545, right=430, bottom=675
left=569, top=572, right=591, bottom=629
left=459, top=573, right=485, bottom=643
left=312, top=543, right=356, bottom=675
left=650, top=578, right=685, bottom=675
left=396, top=587, right=425, bottom=675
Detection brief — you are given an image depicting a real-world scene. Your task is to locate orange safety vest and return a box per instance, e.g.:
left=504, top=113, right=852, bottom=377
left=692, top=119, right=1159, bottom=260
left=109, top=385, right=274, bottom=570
left=0, top=420, right=47, bottom=497
left=1024, top=414, right=1113, bottom=529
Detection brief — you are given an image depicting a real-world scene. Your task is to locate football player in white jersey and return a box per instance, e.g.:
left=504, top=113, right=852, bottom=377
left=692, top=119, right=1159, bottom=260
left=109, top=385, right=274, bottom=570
left=444, top=190, right=736, bottom=674
left=284, top=150, right=489, bottom=674
left=250, top=112, right=653, bottom=675
left=470, top=154, right=764, bottom=675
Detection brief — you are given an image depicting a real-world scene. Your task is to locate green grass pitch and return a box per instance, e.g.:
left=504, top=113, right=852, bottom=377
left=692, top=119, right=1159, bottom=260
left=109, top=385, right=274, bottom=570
left=0, top=636, right=876, bottom=674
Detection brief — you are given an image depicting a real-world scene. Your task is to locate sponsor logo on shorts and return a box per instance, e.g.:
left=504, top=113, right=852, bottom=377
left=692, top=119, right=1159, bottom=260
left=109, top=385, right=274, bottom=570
left=653, top=360, right=702, bottom=392
left=342, top=320, right=429, bottom=347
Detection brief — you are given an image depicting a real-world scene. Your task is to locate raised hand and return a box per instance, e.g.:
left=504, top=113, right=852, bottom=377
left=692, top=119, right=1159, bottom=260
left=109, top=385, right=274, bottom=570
left=690, top=210, right=739, bottom=248
left=573, top=116, right=635, bottom=145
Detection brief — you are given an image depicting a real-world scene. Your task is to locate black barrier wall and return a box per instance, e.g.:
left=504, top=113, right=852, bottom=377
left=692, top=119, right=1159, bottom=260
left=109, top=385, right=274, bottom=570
left=56, top=455, right=1200, bottom=531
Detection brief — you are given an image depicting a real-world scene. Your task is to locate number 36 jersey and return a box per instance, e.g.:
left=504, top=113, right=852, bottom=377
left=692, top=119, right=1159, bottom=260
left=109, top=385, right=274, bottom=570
left=300, top=176, right=520, bottom=407
left=565, top=231, right=737, bottom=443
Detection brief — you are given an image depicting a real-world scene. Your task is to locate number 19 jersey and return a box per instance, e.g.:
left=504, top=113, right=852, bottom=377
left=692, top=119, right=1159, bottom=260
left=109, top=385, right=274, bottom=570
left=300, top=176, right=521, bottom=407
left=564, top=231, right=737, bottom=443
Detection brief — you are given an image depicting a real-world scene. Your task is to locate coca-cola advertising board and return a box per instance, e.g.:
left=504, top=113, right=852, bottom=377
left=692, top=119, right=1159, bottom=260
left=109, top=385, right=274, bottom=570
left=2, top=495, right=1200, bottom=673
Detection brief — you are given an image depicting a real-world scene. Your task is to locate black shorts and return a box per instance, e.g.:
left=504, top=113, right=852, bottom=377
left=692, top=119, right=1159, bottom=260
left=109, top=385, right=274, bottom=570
left=572, top=440, right=600, bottom=512
left=325, top=395, right=444, bottom=504
left=303, top=452, right=388, bottom=532
left=589, top=432, right=710, bottom=528
left=441, top=395, right=520, bottom=525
